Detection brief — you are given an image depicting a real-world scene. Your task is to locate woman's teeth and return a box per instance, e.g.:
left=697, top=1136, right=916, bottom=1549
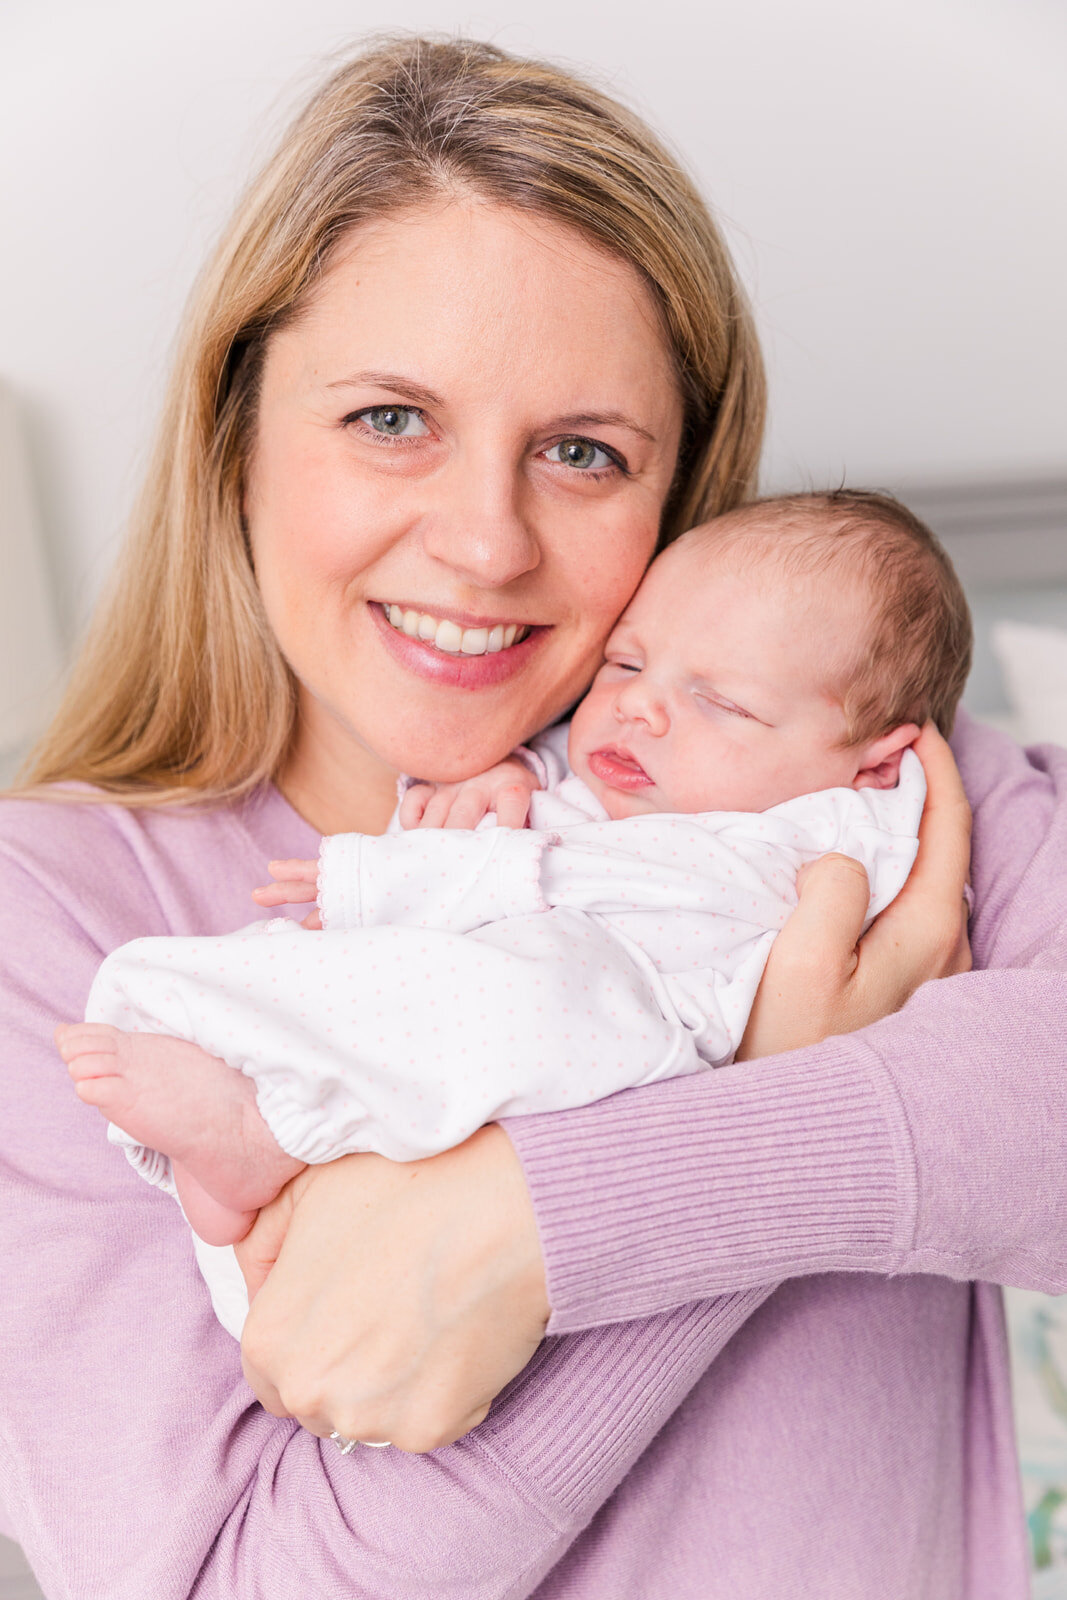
left=383, top=605, right=530, bottom=655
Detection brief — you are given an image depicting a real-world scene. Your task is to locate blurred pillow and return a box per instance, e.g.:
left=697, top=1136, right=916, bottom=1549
left=0, top=381, right=64, bottom=755
left=991, top=621, right=1067, bottom=747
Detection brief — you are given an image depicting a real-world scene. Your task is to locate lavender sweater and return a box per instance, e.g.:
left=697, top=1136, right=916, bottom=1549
left=1, top=712, right=1064, bottom=1599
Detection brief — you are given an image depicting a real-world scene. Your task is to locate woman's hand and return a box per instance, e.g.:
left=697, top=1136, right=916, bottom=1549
left=234, top=1124, right=550, bottom=1454
left=737, top=723, right=972, bottom=1060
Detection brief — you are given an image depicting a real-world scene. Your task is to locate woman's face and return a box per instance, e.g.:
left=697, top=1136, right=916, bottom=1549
left=246, top=198, right=684, bottom=819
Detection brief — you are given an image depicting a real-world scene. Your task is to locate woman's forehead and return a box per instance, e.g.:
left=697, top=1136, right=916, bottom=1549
left=265, top=200, right=681, bottom=416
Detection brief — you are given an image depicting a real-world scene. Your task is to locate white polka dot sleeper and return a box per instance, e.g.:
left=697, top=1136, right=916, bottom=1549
left=88, top=727, right=924, bottom=1335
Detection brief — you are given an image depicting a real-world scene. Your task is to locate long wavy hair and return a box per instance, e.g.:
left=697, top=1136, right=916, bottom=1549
left=18, top=35, right=765, bottom=805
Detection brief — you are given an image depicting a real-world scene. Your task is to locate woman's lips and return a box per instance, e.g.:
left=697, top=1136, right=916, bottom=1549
left=586, top=746, right=654, bottom=789
left=369, top=601, right=547, bottom=689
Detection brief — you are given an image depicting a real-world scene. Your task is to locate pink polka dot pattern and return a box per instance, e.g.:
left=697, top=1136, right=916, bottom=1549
left=91, top=731, right=925, bottom=1296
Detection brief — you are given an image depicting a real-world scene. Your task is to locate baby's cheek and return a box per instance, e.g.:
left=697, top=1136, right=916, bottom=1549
left=564, top=693, right=602, bottom=771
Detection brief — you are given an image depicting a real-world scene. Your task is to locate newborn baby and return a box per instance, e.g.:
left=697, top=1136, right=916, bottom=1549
left=57, top=489, right=972, bottom=1336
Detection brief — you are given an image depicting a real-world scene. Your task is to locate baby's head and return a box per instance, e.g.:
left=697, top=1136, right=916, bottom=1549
left=568, top=490, right=972, bottom=819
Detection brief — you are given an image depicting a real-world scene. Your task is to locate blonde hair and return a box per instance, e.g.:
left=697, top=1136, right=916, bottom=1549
left=690, top=489, right=973, bottom=740
left=18, top=35, right=765, bottom=806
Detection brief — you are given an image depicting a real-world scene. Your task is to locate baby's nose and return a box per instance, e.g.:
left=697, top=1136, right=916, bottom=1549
left=614, top=682, right=669, bottom=736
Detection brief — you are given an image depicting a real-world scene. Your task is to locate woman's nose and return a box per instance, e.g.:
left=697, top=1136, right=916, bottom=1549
left=613, top=678, right=669, bottom=737
left=420, top=458, right=541, bottom=589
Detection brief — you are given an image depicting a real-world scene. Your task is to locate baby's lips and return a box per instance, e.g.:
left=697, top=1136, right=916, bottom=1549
left=586, top=746, right=655, bottom=790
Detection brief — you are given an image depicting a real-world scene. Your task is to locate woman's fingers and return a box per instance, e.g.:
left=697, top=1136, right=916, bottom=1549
left=900, top=723, right=971, bottom=905
left=858, top=724, right=972, bottom=984
left=234, top=1174, right=305, bottom=1302
left=238, top=1129, right=549, bottom=1454
left=737, top=854, right=870, bottom=1059
left=235, top=1176, right=311, bottom=1416
left=739, top=728, right=975, bottom=1061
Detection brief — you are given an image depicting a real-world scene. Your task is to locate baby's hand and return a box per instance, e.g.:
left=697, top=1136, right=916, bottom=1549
left=252, top=860, right=322, bottom=929
left=399, top=758, right=540, bottom=830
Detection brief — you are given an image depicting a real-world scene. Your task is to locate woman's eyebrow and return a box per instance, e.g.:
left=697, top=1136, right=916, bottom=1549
left=555, top=411, right=656, bottom=443
left=326, top=370, right=445, bottom=407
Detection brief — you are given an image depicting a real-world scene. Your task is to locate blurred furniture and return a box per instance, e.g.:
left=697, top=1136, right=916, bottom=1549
left=0, top=380, right=64, bottom=777
left=906, top=477, right=1067, bottom=1598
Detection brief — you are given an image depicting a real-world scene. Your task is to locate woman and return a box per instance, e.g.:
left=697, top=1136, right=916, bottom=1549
left=2, top=36, right=1063, bottom=1599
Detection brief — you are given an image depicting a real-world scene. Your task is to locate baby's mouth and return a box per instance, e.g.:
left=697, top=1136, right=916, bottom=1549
left=586, top=746, right=654, bottom=790
left=380, top=604, right=531, bottom=657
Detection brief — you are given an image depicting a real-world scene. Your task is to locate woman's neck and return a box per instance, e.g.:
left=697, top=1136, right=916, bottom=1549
left=277, top=699, right=400, bottom=837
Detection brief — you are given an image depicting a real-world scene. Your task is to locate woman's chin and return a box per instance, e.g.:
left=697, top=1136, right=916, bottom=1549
left=381, top=731, right=525, bottom=786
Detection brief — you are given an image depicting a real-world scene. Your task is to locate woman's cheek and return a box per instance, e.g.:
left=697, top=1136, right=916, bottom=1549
left=578, top=513, right=658, bottom=619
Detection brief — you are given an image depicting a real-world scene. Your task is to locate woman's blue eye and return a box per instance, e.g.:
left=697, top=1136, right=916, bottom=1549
left=547, top=438, right=617, bottom=472
left=359, top=406, right=429, bottom=438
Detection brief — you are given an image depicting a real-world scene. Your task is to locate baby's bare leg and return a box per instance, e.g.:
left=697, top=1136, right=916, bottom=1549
left=55, top=1024, right=305, bottom=1245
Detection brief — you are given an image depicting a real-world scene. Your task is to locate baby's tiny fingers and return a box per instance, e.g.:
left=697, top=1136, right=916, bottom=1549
left=399, top=786, right=433, bottom=829
left=274, top=880, right=318, bottom=903
left=495, top=785, right=532, bottom=830
left=254, top=880, right=317, bottom=905
left=268, top=859, right=318, bottom=882
left=443, top=790, right=490, bottom=829
left=420, top=789, right=460, bottom=830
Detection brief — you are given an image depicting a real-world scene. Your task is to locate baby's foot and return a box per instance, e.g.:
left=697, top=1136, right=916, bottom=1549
left=55, top=1023, right=305, bottom=1245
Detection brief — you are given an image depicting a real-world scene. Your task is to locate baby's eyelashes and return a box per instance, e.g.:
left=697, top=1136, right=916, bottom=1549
left=695, top=693, right=749, bottom=718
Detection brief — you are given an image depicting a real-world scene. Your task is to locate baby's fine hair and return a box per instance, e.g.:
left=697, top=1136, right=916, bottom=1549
left=694, top=489, right=973, bottom=742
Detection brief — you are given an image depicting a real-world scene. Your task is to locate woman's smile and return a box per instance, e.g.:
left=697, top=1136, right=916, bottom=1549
left=370, top=601, right=548, bottom=689
left=378, top=602, right=533, bottom=656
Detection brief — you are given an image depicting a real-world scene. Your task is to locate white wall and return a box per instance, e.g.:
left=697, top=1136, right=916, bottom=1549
left=2, top=0, right=1065, bottom=634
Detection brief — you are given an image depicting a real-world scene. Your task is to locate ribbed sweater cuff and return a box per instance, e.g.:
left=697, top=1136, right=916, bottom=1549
left=502, top=1033, right=918, bottom=1333
left=473, top=1289, right=772, bottom=1521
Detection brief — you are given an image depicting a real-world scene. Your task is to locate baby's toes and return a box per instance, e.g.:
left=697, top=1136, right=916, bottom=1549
left=55, top=1022, right=122, bottom=1067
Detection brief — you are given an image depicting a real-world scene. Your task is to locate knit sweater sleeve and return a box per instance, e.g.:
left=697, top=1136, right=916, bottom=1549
left=0, top=794, right=771, bottom=1600
left=503, top=715, right=1067, bottom=1332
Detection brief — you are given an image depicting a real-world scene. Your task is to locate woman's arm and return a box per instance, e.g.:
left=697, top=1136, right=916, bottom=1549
left=511, top=717, right=1067, bottom=1327
left=238, top=719, right=1067, bottom=1444
left=0, top=800, right=772, bottom=1598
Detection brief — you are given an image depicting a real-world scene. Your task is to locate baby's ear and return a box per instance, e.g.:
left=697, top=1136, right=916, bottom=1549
left=851, top=724, right=921, bottom=791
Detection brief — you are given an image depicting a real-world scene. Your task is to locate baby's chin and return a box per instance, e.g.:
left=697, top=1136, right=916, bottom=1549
left=598, top=788, right=662, bottom=820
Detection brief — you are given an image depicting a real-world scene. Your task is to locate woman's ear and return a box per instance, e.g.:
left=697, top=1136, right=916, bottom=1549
left=851, top=723, right=921, bottom=790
